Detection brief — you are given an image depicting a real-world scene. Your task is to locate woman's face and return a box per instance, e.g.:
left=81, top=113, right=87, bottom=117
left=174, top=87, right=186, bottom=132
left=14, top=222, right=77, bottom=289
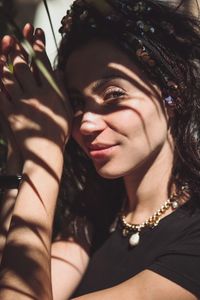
left=65, top=39, right=172, bottom=179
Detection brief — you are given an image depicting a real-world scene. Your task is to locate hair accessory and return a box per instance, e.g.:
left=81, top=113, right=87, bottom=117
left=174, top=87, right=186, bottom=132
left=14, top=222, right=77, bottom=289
left=59, top=0, right=187, bottom=110
left=164, top=95, right=174, bottom=106
left=118, top=185, right=189, bottom=247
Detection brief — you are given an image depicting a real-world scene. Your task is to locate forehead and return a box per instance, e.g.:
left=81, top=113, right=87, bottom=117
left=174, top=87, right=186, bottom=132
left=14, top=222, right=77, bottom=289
left=65, top=39, right=147, bottom=91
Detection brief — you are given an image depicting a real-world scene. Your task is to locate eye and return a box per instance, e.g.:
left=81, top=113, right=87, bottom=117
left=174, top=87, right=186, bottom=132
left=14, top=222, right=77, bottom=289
left=104, top=88, right=126, bottom=101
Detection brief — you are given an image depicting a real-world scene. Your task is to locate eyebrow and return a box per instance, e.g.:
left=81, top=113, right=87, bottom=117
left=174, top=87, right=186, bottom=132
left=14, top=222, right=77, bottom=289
left=68, top=72, right=126, bottom=96
left=92, top=75, right=123, bottom=92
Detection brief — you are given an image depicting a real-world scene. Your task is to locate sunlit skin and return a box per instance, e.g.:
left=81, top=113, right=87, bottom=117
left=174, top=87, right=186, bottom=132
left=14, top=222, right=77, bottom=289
left=65, top=39, right=175, bottom=223
left=0, top=24, right=197, bottom=300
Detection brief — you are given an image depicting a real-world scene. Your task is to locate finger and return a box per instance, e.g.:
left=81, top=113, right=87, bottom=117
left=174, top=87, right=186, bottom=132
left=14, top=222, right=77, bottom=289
left=0, top=55, right=8, bottom=96
left=32, top=28, right=54, bottom=86
left=0, top=103, right=24, bottom=169
left=0, top=87, right=13, bottom=117
left=2, top=33, right=38, bottom=92
left=34, top=27, right=46, bottom=47
left=6, top=25, right=35, bottom=91
left=10, top=45, right=37, bottom=92
left=11, top=37, right=29, bottom=63
left=22, top=23, right=34, bottom=45
left=1, top=34, right=30, bottom=96
left=1, top=35, right=14, bottom=56
left=1, top=55, right=14, bottom=100
left=1, top=60, right=23, bottom=101
left=20, top=23, right=35, bottom=66
left=0, top=112, right=22, bottom=166
left=1, top=35, right=29, bottom=64
left=1, top=39, right=34, bottom=96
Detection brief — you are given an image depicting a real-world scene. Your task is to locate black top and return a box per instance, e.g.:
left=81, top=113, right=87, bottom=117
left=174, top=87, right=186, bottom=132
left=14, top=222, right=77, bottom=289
left=73, top=199, right=200, bottom=298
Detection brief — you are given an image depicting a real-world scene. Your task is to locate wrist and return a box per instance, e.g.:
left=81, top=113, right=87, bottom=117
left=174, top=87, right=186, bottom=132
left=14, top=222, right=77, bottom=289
left=22, top=147, right=64, bottom=184
left=0, top=175, right=22, bottom=190
left=5, top=157, right=23, bottom=175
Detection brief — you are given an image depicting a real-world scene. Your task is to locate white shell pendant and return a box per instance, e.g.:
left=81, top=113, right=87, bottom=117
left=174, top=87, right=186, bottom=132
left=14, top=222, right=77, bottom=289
left=129, top=232, right=140, bottom=246
left=171, top=201, right=179, bottom=209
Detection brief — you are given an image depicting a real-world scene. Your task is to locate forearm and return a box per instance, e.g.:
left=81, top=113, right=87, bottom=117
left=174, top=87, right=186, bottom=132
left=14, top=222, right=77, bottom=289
left=0, top=152, right=22, bottom=263
left=0, top=189, right=18, bottom=263
left=0, top=147, right=64, bottom=300
left=0, top=24, right=71, bottom=299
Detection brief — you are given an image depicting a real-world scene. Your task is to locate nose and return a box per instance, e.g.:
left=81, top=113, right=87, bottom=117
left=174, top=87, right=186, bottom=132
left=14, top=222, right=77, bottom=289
left=79, top=111, right=106, bottom=135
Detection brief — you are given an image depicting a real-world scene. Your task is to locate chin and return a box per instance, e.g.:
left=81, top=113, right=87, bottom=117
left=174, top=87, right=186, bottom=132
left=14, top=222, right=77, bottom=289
left=94, top=163, right=128, bottom=179
left=93, top=155, right=153, bottom=180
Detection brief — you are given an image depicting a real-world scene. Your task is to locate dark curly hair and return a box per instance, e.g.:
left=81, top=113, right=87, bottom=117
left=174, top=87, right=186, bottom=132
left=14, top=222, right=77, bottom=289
left=53, top=0, right=200, bottom=248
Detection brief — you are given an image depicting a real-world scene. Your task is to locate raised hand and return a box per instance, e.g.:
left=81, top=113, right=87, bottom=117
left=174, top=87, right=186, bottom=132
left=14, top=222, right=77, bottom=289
left=0, top=24, right=72, bottom=168
left=0, top=25, right=73, bottom=300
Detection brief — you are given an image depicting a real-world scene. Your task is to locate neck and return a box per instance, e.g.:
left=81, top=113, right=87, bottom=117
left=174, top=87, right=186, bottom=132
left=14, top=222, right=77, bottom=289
left=123, top=139, right=174, bottom=224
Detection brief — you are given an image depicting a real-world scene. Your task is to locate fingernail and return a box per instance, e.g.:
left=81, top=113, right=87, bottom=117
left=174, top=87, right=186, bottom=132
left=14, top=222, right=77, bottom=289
left=2, top=35, right=14, bottom=44
left=24, top=23, right=34, bottom=33
left=25, top=23, right=31, bottom=27
left=35, top=27, right=43, bottom=34
left=1, top=36, right=14, bottom=53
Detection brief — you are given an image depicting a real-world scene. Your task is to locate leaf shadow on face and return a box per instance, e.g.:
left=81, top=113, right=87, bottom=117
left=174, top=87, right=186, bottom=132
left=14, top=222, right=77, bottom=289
left=70, top=63, right=172, bottom=150
left=0, top=42, right=175, bottom=299
left=64, top=63, right=175, bottom=218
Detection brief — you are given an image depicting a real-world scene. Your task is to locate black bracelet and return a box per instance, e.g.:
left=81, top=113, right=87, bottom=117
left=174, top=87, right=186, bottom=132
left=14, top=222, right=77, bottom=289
left=0, top=175, right=22, bottom=189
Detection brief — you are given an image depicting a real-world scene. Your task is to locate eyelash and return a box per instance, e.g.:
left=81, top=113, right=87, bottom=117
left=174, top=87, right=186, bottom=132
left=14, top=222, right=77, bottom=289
left=104, top=88, right=126, bottom=102
left=70, top=88, right=126, bottom=114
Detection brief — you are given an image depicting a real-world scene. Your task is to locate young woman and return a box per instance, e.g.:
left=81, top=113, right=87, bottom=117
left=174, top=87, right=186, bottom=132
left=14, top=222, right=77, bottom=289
left=0, top=0, right=200, bottom=299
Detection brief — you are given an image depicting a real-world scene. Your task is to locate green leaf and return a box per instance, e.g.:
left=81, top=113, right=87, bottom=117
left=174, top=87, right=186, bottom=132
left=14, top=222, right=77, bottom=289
left=23, top=40, right=65, bottom=102
left=35, top=58, right=64, bottom=101
left=0, top=139, right=6, bottom=146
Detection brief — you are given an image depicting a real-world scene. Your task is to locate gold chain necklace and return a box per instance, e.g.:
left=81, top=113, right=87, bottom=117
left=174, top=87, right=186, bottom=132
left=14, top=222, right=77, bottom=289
left=119, top=189, right=186, bottom=247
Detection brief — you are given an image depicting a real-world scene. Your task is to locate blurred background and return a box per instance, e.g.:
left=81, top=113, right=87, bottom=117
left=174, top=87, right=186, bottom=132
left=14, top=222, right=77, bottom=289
left=0, top=0, right=199, bottom=176
left=0, top=0, right=199, bottom=64
left=0, top=0, right=74, bottom=64
left=0, top=0, right=74, bottom=175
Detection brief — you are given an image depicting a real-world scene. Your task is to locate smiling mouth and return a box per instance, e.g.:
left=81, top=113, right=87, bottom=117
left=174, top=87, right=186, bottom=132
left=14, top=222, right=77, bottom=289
left=87, top=144, right=119, bottom=160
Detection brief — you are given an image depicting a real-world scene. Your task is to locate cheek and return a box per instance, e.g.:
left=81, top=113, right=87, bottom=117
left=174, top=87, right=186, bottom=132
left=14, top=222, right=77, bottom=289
left=71, top=99, right=168, bottom=156
left=111, top=102, right=168, bottom=149
left=144, top=103, right=168, bottom=147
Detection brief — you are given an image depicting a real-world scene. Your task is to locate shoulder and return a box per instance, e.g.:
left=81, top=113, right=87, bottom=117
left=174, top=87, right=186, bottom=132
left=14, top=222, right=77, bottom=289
left=163, top=197, right=200, bottom=244
left=147, top=198, right=200, bottom=297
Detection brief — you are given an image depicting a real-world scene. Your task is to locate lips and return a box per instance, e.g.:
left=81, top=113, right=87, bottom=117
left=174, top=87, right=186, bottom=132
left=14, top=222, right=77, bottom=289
left=87, top=143, right=116, bottom=150
left=86, top=143, right=119, bottom=160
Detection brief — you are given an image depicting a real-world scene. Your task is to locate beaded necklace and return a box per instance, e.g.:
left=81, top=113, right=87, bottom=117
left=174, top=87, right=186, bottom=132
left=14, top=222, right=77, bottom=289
left=110, top=185, right=189, bottom=247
